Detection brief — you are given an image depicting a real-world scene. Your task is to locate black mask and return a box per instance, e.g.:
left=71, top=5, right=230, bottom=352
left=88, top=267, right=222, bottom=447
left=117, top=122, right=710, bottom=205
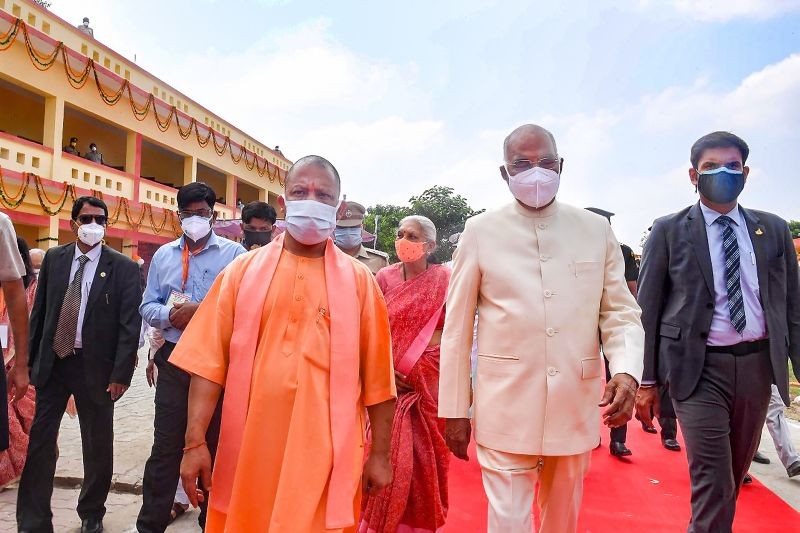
left=243, top=229, right=272, bottom=248
left=697, top=168, right=745, bottom=204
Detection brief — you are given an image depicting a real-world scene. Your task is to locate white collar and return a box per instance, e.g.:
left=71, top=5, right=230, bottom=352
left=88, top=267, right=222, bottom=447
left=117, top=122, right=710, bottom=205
left=74, top=243, right=103, bottom=262
left=699, top=202, right=743, bottom=228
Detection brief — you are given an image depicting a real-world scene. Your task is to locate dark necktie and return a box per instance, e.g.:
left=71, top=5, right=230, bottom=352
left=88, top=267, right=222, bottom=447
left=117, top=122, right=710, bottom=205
left=716, top=215, right=746, bottom=333
left=52, top=255, right=90, bottom=358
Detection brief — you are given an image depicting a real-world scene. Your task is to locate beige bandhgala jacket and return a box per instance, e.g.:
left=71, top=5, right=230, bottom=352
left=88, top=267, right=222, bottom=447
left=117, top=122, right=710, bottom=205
left=439, top=200, right=644, bottom=456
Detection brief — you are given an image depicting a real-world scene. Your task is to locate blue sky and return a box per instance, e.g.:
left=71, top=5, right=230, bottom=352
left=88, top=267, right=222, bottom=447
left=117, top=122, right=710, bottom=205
left=51, top=0, right=800, bottom=249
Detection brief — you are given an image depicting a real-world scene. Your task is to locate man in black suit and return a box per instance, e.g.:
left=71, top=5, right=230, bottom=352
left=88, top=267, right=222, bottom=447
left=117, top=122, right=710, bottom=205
left=17, top=196, right=142, bottom=533
left=636, top=132, right=800, bottom=533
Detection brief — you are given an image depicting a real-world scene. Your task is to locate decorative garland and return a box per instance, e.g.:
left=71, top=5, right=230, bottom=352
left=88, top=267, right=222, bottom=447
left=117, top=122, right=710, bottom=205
left=0, top=16, right=286, bottom=186
left=0, top=167, right=181, bottom=236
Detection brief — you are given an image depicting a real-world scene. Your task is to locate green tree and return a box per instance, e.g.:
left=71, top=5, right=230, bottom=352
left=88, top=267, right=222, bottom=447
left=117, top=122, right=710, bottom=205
left=409, top=186, right=484, bottom=263
left=789, top=220, right=800, bottom=239
left=363, top=204, right=410, bottom=260
left=365, top=186, right=484, bottom=264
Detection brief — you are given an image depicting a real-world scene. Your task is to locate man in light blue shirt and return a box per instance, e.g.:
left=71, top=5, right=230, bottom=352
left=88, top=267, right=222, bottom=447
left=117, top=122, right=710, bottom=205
left=137, top=182, right=245, bottom=533
left=699, top=202, right=767, bottom=346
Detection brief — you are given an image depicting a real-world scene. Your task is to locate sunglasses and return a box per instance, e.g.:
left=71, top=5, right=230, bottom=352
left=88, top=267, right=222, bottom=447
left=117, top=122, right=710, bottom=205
left=76, top=214, right=108, bottom=225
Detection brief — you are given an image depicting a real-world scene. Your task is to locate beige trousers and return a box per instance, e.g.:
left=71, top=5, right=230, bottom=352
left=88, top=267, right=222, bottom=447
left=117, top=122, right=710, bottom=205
left=477, top=445, right=591, bottom=533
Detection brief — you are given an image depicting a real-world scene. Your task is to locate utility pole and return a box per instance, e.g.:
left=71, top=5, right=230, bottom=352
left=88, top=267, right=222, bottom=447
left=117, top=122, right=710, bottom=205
left=373, top=215, right=381, bottom=250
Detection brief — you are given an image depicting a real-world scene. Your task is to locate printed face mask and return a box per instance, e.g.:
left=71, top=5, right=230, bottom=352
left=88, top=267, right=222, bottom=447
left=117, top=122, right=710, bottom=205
left=181, top=216, right=212, bottom=242
left=395, top=238, right=426, bottom=263
left=334, top=227, right=363, bottom=249
left=507, top=166, right=561, bottom=208
left=697, top=167, right=745, bottom=204
left=77, top=222, right=104, bottom=247
left=285, top=199, right=339, bottom=245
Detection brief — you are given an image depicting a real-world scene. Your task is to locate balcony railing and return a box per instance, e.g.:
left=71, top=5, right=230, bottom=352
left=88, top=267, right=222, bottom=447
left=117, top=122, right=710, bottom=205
left=0, top=132, right=53, bottom=176
left=59, top=152, right=135, bottom=199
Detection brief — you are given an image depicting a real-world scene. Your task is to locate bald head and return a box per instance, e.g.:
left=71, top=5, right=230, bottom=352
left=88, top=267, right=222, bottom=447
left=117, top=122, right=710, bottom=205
left=503, top=124, right=557, bottom=162
left=285, top=155, right=341, bottom=193
left=29, top=248, right=45, bottom=269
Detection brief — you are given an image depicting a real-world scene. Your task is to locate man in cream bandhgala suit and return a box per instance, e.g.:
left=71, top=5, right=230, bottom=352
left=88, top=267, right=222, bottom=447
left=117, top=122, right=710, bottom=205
left=439, top=124, right=645, bottom=533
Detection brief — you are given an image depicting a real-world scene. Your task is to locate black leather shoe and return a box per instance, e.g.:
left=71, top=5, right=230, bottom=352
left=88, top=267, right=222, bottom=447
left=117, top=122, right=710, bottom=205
left=662, top=438, right=681, bottom=452
left=640, top=421, right=658, bottom=434
left=610, top=441, right=632, bottom=457
left=743, top=473, right=753, bottom=484
left=81, top=518, right=104, bottom=533
left=787, top=460, right=800, bottom=478
left=752, top=451, right=770, bottom=464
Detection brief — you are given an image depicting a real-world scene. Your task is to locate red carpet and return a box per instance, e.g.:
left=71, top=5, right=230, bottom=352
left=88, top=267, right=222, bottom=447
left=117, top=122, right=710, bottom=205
left=444, top=424, right=800, bottom=532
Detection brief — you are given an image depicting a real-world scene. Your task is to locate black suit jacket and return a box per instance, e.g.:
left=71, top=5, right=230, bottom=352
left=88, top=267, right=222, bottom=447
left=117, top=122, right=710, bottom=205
left=28, top=243, right=142, bottom=403
left=638, top=202, right=800, bottom=405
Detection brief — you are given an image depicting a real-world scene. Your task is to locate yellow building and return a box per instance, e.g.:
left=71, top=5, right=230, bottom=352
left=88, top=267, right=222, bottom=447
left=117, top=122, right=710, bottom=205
left=0, top=0, right=290, bottom=262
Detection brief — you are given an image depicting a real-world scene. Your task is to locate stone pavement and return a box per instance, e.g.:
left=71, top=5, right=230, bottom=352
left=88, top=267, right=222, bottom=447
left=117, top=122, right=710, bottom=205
left=749, top=416, right=800, bottom=512
left=0, top=486, right=200, bottom=533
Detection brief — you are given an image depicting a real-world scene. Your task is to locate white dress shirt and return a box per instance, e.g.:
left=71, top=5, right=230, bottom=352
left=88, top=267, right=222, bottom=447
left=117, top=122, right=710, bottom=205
left=69, top=244, right=102, bottom=349
left=699, top=203, right=767, bottom=346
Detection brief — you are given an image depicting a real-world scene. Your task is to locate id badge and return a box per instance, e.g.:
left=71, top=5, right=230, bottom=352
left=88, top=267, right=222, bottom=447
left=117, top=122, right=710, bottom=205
left=166, top=290, right=191, bottom=309
left=0, top=324, right=8, bottom=350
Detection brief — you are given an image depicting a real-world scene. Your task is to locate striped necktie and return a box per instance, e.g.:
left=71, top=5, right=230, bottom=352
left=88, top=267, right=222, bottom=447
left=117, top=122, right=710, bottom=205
left=716, top=215, right=746, bottom=333
left=52, top=255, right=90, bottom=358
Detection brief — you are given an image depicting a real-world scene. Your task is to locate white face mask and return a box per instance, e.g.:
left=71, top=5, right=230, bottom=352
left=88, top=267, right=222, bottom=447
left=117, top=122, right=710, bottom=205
left=285, top=199, right=339, bottom=245
left=507, top=166, right=561, bottom=208
left=334, top=227, right=363, bottom=249
left=77, top=222, right=105, bottom=247
left=181, top=216, right=212, bottom=242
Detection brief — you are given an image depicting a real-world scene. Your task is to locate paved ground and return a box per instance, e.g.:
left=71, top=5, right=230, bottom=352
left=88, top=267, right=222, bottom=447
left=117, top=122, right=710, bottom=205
left=0, top=352, right=797, bottom=531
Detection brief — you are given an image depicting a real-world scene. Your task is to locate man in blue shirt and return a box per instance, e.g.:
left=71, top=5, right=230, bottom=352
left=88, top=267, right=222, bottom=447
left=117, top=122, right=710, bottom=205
left=137, top=182, right=245, bottom=533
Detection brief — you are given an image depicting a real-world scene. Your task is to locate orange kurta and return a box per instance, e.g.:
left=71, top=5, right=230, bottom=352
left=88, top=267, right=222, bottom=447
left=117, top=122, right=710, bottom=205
left=170, top=248, right=395, bottom=532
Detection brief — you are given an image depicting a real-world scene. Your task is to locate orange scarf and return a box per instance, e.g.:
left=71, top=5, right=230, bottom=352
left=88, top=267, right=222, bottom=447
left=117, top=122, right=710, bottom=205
left=213, top=233, right=361, bottom=529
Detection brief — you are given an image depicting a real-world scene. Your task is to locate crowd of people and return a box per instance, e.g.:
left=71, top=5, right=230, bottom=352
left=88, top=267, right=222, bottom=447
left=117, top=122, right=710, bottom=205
left=0, top=125, right=798, bottom=533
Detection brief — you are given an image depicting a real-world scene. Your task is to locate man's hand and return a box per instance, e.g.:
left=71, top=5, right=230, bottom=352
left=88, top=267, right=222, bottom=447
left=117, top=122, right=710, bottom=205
left=181, top=444, right=212, bottom=508
left=445, top=418, right=471, bottom=461
left=635, top=386, right=660, bottom=429
left=169, top=302, right=199, bottom=331
left=598, top=373, right=638, bottom=428
left=7, top=363, right=29, bottom=403
left=107, top=382, right=129, bottom=401
left=362, top=451, right=392, bottom=495
left=146, top=359, right=157, bottom=388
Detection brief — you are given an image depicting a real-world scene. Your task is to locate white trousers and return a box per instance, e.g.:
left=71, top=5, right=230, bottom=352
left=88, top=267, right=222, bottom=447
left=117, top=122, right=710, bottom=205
left=765, top=384, right=800, bottom=469
left=477, top=445, right=591, bottom=533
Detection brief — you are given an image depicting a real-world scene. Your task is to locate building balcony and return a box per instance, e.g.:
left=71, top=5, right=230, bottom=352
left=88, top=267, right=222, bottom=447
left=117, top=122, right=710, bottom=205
left=0, top=131, right=52, bottom=175
left=59, top=151, right=135, bottom=199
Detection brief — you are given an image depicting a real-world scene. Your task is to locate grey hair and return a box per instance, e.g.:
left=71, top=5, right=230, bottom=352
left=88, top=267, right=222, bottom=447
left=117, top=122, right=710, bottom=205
left=29, top=248, right=46, bottom=260
left=400, top=215, right=437, bottom=244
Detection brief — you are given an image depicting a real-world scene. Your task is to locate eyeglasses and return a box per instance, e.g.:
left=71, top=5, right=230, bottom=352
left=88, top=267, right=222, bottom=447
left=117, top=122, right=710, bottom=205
left=178, top=209, right=214, bottom=219
left=76, top=214, right=108, bottom=225
left=506, top=156, right=561, bottom=173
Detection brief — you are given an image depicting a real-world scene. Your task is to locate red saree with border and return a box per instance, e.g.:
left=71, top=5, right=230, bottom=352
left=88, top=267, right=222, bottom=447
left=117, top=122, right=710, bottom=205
left=360, top=263, right=450, bottom=533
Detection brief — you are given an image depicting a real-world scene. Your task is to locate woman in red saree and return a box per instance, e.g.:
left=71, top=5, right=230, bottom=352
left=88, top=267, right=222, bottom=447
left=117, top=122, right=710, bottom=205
left=0, top=237, right=37, bottom=489
left=360, top=215, right=451, bottom=533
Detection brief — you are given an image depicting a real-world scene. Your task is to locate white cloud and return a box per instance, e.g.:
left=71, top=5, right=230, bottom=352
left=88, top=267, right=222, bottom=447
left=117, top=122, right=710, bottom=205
left=637, top=0, right=800, bottom=21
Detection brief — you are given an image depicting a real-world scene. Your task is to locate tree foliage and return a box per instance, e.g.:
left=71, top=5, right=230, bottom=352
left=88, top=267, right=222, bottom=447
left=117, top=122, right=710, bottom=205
left=789, top=220, right=800, bottom=239
left=364, top=186, right=484, bottom=264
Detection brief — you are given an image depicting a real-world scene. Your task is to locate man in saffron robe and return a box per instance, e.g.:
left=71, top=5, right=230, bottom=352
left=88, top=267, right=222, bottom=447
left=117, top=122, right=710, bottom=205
left=172, top=155, right=397, bottom=532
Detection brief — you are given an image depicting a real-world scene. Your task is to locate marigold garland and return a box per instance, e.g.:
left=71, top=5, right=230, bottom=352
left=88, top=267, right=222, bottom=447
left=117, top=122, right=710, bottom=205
left=0, top=16, right=286, bottom=185
left=0, top=168, right=180, bottom=236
